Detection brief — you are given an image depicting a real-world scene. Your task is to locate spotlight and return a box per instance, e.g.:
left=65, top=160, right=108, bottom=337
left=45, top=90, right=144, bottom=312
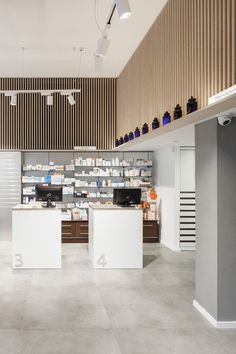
left=67, top=94, right=76, bottom=106
left=97, top=36, right=110, bottom=57
left=46, top=95, right=53, bottom=106
left=94, top=54, right=103, bottom=72
left=115, top=0, right=131, bottom=20
left=10, top=94, right=17, bottom=106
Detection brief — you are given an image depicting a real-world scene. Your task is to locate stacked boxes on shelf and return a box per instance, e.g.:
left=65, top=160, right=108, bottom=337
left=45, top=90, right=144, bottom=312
left=141, top=187, right=160, bottom=221
left=21, top=151, right=154, bottom=221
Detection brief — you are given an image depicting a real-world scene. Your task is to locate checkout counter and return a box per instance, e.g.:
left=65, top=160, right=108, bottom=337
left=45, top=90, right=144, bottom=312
left=89, top=204, right=143, bottom=269
left=12, top=204, right=61, bottom=269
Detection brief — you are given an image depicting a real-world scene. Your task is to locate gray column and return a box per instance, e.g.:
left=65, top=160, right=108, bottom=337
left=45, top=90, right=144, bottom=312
left=195, top=117, right=236, bottom=323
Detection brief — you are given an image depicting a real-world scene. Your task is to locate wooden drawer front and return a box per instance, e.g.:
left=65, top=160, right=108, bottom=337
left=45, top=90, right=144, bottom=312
left=143, top=222, right=159, bottom=242
left=62, top=221, right=76, bottom=238
left=61, top=221, right=88, bottom=243
left=76, top=222, right=89, bottom=241
left=62, top=221, right=159, bottom=243
left=79, top=223, right=88, bottom=231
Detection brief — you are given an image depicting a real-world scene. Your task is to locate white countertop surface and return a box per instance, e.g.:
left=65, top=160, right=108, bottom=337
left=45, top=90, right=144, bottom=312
left=13, top=204, right=61, bottom=211
left=89, top=204, right=142, bottom=211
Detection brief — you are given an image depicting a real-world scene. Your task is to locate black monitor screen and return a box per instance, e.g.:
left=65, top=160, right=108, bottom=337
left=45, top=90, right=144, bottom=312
left=36, top=184, right=63, bottom=203
left=113, top=188, right=141, bottom=207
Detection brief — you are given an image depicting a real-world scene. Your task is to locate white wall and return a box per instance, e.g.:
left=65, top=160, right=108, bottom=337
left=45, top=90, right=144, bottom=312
left=180, top=148, right=195, bottom=191
left=0, top=152, right=21, bottom=241
left=154, top=146, right=180, bottom=251
left=154, top=146, right=195, bottom=252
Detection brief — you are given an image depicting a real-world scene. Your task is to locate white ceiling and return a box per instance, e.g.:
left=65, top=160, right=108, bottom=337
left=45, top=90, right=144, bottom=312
left=0, top=0, right=167, bottom=77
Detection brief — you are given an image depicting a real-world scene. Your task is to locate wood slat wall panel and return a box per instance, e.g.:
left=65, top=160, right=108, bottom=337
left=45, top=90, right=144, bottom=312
left=117, top=0, right=236, bottom=138
left=0, top=78, right=116, bottom=150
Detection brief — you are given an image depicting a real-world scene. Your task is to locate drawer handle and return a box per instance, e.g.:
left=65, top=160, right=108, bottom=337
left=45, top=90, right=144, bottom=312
left=62, top=236, right=80, bottom=239
left=80, top=232, right=88, bottom=235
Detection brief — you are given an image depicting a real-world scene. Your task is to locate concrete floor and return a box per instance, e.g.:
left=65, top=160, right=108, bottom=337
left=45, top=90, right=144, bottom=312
left=0, top=242, right=236, bottom=354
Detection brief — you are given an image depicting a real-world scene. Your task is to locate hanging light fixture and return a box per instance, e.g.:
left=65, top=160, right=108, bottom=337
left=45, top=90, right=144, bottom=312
left=115, top=0, right=131, bottom=20
left=94, top=53, right=103, bottom=72
left=97, top=36, right=110, bottom=57
left=10, top=94, right=17, bottom=106
left=67, top=94, right=76, bottom=106
left=46, top=95, right=53, bottom=106
left=1, top=46, right=82, bottom=106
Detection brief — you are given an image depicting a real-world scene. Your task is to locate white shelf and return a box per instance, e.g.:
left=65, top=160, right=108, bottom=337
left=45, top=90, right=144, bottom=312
left=21, top=152, right=154, bottom=207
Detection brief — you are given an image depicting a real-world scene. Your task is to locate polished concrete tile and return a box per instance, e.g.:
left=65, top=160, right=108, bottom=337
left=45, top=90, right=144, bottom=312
left=0, top=329, right=23, bottom=354
left=20, top=329, right=121, bottom=354
left=114, top=327, right=236, bottom=354
left=0, top=242, right=235, bottom=354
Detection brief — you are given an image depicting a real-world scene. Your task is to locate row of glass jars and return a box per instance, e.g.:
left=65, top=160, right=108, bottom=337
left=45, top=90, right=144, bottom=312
left=115, top=97, right=197, bottom=147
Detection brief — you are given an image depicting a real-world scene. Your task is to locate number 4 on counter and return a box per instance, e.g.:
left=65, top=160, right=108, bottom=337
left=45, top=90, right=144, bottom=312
left=97, top=254, right=107, bottom=268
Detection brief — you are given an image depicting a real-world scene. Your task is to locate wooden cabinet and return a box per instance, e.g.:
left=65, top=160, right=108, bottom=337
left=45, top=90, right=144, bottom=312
left=62, top=221, right=88, bottom=243
left=75, top=221, right=89, bottom=243
left=61, top=221, right=77, bottom=243
left=143, top=221, right=159, bottom=243
left=62, top=220, right=159, bottom=243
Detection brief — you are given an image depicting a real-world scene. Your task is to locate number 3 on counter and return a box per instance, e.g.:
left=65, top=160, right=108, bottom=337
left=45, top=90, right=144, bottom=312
left=14, top=253, right=23, bottom=268
left=97, top=254, right=107, bottom=268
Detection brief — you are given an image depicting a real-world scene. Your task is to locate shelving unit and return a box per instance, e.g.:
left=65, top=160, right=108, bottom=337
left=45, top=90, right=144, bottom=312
left=21, top=150, right=159, bottom=243
left=21, top=150, right=153, bottom=207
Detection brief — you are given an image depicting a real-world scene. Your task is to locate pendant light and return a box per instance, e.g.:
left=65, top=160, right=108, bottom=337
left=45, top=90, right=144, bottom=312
left=115, top=0, right=131, bottom=20
left=67, top=94, right=76, bottom=106
left=10, top=94, right=17, bottom=106
left=97, top=36, right=110, bottom=57
left=94, top=53, right=103, bottom=72
left=46, top=95, right=53, bottom=106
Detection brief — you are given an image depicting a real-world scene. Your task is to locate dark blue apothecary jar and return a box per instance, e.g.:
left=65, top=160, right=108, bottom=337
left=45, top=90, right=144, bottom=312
left=163, top=111, right=171, bottom=125
left=142, top=123, right=149, bottom=134
left=115, top=139, right=120, bottom=147
left=119, top=136, right=124, bottom=145
left=129, top=131, right=134, bottom=140
left=187, top=96, right=197, bottom=114
left=124, top=134, right=129, bottom=143
left=134, top=127, right=140, bottom=138
left=174, top=104, right=182, bottom=120
left=152, top=117, right=159, bottom=129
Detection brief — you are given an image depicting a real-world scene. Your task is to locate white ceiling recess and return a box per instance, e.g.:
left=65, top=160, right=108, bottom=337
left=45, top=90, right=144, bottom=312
left=0, top=0, right=167, bottom=77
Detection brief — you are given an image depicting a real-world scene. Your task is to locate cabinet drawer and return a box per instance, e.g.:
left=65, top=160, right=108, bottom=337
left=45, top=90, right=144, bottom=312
left=62, top=221, right=74, bottom=228
left=61, top=221, right=76, bottom=238
left=80, top=224, right=88, bottom=230
left=62, top=224, right=73, bottom=229
left=143, top=221, right=159, bottom=240
left=76, top=222, right=88, bottom=237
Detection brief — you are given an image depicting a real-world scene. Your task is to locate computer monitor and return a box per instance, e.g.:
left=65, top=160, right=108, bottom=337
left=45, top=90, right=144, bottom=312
left=35, top=184, right=63, bottom=208
left=113, top=188, right=141, bottom=207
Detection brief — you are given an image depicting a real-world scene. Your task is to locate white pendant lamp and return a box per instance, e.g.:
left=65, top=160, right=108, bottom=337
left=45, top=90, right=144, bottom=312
left=46, top=95, right=53, bottom=106
left=94, top=54, right=103, bottom=72
left=10, top=94, right=17, bottom=106
left=67, top=94, right=76, bottom=106
left=97, top=36, right=110, bottom=57
left=115, top=0, right=131, bottom=20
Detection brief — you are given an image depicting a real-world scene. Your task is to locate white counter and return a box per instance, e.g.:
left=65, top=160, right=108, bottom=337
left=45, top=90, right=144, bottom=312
left=89, top=204, right=143, bottom=269
left=12, top=205, right=61, bottom=269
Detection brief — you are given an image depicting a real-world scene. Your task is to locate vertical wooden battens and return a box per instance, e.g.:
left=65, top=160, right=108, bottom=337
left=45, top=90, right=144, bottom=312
left=117, top=0, right=236, bottom=138
left=0, top=78, right=116, bottom=150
